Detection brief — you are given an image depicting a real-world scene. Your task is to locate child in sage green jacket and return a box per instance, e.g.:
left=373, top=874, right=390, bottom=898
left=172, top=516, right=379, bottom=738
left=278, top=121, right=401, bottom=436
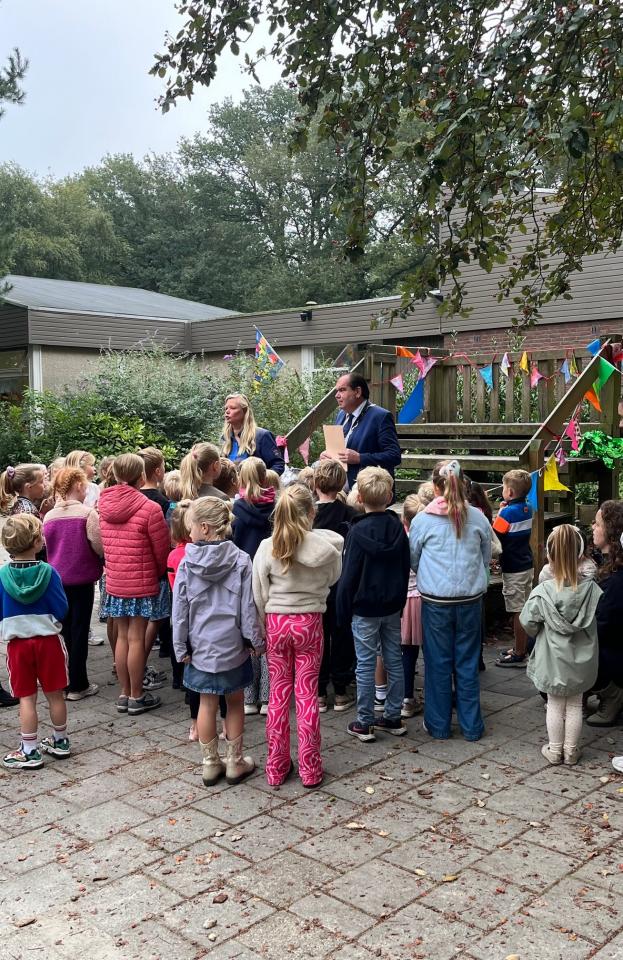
left=520, top=524, right=602, bottom=767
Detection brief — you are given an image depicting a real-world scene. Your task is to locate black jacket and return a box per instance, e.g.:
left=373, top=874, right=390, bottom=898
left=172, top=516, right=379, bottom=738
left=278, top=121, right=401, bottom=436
left=232, top=498, right=274, bottom=560
left=596, top=568, right=623, bottom=649
left=336, top=510, right=410, bottom=624
left=313, top=500, right=359, bottom=540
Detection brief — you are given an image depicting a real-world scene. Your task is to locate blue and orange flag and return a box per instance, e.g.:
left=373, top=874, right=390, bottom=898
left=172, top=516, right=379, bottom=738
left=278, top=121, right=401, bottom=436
left=254, top=327, right=285, bottom=383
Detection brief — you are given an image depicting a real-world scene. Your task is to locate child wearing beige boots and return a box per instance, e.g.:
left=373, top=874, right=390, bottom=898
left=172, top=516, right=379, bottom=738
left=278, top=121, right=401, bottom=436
left=171, top=496, right=263, bottom=787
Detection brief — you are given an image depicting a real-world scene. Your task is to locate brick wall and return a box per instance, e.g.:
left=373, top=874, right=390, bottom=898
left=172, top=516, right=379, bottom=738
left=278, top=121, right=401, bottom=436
left=447, top=319, right=623, bottom=354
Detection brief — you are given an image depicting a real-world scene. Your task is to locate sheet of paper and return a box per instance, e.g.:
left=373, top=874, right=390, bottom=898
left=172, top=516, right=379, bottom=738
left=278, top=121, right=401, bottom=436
left=323, top=424, right=346, bottom=456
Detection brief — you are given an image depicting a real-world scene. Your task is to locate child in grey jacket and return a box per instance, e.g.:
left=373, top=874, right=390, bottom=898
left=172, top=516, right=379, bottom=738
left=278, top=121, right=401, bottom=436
left=172, top=496, right=263, bottom=788
left=520, top=524, right=602, bottom=766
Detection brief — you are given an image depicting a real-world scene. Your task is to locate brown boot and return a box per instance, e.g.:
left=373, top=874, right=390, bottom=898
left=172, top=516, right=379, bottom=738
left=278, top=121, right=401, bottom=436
left=585, top=683, right=623, bottom=726
left=225, top=735, right=255, bottom=784
left=199, top=737, right=225, bottom=786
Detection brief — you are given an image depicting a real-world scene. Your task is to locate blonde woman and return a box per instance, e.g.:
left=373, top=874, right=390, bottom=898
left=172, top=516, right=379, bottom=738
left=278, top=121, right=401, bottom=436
left=180, top=442, right=228, bottom=501
left=253, top=484, right=343, bottom=788
left=222, top=393, right=285, bottom=475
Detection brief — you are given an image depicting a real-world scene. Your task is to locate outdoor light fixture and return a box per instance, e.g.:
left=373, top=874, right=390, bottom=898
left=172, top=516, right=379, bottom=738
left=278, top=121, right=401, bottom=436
left=300, top=309, right=313, bottom=322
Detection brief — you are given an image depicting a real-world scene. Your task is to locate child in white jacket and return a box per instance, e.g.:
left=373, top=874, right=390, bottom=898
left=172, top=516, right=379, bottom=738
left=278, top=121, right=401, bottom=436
left=253, top=483, right=342, bottom=789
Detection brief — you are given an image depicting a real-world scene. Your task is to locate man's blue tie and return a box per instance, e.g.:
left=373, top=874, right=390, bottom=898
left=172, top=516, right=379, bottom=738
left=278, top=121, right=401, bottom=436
left=342, top=413, right=353, bottom=438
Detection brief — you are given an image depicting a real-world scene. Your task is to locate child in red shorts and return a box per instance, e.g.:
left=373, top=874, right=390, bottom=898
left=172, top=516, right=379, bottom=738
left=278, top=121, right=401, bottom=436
left=1, top=514, right=70, bottom=769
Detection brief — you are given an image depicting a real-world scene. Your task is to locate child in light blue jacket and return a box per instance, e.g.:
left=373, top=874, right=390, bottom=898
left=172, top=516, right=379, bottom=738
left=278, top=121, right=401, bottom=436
left=409, top=460, right=491, bottom=741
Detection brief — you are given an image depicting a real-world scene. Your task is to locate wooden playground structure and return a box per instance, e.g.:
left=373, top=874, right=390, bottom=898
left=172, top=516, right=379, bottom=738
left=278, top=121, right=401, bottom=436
left=286, top=340, right=622, bottom=571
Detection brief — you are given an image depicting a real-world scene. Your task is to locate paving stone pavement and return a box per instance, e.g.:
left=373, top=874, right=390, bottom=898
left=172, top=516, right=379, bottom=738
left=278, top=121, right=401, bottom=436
left=1, top=634, right=623, bottom=960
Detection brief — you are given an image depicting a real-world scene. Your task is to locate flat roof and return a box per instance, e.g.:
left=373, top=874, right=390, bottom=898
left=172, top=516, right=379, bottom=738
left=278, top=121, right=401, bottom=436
left=1, top=275, right=236, bottom=322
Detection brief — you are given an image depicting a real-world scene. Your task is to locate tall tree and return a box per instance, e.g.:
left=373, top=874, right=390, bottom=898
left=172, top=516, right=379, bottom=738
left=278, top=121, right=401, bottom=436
left=0, top=18, right=27, bottom=280
left=153, top=0, right=623, bottom=324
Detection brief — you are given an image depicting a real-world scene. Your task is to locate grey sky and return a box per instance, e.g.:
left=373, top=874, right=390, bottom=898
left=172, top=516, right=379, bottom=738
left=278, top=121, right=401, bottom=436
left=0, top=0, right=280, bottom=178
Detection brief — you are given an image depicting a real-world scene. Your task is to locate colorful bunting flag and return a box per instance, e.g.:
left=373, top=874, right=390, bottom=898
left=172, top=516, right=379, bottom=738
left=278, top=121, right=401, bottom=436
left=410, top=350, right=426, bottom=377
left=543, top=456, right=571, bottom=492
left=569, top=354, right=579, bottom=376
left=564, top=417, right=580, bottom=452
left=421, top=357, right=437, bottom=377
left=527, top=471, right=539, bottom=511
left=519, top=351, right=530, bottom=374
left=560, top=359, right=572, bottom=384
left=479, top=364, right=494, bottom=391
left=586, top=338, right=601, bottom=356
left=397, top=377, right=425, bottom=424
left=555, top=447, right=567, bottom=468
left=500, top=353, right=511, bottom=377
left=396, top=345, right=416, bottom=359
left=595, top=357, right=617, bottom=391
left=530, top=365, right=544, bottom=388
left=275, top=435, right=289, bottom=464
left=584, top=386, right=602, bottom=412
left=254, top=327, right=285, bottom=383
left=390, top=374, right=404, bottom=393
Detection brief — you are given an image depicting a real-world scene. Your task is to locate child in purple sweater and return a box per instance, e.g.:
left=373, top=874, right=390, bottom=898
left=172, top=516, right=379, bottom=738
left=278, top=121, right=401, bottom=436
left=43, top=467, right=104, bottom=700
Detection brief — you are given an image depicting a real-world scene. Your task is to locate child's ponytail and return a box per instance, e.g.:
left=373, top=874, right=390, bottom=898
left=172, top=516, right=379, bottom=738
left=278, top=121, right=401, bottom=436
left=180, top=442, right=220, bottom=500
left=272, top=483, right=314, bottom=572
left=0, top=464, right=44, bottom=515
left=239, top=457, right=267, bottom=502
left=432, top=459, right=467, bottom=539
left=546, top=523, right=582, bottom=589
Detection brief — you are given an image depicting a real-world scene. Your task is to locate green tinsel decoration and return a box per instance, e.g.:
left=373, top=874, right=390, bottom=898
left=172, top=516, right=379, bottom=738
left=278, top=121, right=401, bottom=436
left=569, top=430, right=623, bottom=469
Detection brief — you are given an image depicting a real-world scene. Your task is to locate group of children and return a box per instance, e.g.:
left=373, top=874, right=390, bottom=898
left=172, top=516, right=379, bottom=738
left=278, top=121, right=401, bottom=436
left=0, top=446, right=622, bottom=783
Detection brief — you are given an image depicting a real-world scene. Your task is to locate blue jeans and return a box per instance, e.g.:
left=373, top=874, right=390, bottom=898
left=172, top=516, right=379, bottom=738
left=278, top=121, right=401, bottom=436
left=352, top=613, right=404, bottom=725
left=421, top=600, right=484, bottom=741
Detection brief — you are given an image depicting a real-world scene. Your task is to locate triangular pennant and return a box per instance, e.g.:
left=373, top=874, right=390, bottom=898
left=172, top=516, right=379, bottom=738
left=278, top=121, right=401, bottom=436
left=586, top=338, right=601, bottom=356
left=297, top=438, right=310, bottom=466
left=410, top=350, right=426, bottom=376
left=500, top=352, right=511, bottom=377
left=275, top=435, right=289, bottom=464
left=519, top=351, right=530, bottom=374
left=479, top=364, right=493, bottom=391
left=543, top=455, right=571, bottom=492
left=421, top=357, right=437, bottom=377
left=390, top=374, right=404, bottom=393
left=530, top=365, right=544, bottom=388
left=564, top=418, right=580, bottom=452
left=595, top=357, right=617, bottom=391
left=396, top=345, right=416, bottom=359
left=560, top=359, right=572, bottom=384
left=527, top=471, right=539, bottom=511
left=555, top=447, right=567, bottom=468
left=569, top=354, right=579, bottom=376
left=397, top=377, right=425, bottom=424
left=584, top=386, right=602, bottom=412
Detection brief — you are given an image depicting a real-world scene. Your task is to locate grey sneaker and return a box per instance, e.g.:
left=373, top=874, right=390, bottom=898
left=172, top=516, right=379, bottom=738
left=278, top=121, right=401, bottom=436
left=128, top=692, right=161, bottom=716
left=117, top=695, right=129, bottom=713
left=334, top=693, right=355, bottom=713
left=66, top=683, right=99, bottom=701
left=541, top=743, right=563, bottom=765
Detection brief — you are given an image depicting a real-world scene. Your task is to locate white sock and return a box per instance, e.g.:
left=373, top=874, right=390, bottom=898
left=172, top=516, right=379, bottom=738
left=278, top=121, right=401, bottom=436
left=375, top=684, right=387, bottom=702
left=21, top=732, right=39, bottom=755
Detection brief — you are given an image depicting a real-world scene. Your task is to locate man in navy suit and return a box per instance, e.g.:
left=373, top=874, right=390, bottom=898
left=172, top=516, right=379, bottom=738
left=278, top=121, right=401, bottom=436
left=320, top=373, right=402, bottom=491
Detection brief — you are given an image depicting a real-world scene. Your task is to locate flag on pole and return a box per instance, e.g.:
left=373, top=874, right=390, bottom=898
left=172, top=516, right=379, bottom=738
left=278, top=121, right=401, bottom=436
left=254, top=327, right=285, bottom=383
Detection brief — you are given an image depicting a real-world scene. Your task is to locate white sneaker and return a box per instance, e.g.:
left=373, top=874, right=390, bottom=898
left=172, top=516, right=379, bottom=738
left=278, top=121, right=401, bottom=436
left=66, top=683, right=99, bottom=701
left=259, top=703, right=269, bottom=716
left=244, top=703, right=259, bottom=715
left=318, top=696, right=328, bottom=714
left=612, top=756, right=623, bottom=774
left=88, top=630, right=105, bottom=647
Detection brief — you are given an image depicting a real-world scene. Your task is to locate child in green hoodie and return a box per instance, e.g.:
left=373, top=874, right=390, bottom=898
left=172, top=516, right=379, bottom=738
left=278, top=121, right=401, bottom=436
left=0, top=514, right=69, bottom=770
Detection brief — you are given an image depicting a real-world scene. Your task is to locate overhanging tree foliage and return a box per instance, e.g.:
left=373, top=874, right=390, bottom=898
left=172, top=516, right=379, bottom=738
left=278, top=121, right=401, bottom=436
left=152, top=0, right=623, bottom=324
left=0, top=13, right=27, bottom=281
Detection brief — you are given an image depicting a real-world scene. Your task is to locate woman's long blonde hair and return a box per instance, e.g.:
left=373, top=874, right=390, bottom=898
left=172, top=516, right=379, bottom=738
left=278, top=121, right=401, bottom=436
left=221, top=394, right=257, bottom=458
left=547, top=524, right=582, bottom=589
left=272, top=484, right=314, bottom=572
left=239, top=457, right=266, bottom=502
left=180, top=442, right=221, bottom=499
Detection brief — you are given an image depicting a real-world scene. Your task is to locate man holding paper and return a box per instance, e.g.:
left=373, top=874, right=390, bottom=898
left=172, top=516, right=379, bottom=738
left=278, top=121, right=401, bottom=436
left=320, top=374, right=402, bottom=494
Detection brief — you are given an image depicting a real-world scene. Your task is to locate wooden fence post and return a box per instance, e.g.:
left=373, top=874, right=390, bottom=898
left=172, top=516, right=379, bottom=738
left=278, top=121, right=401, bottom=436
left=527, top=439, right=545, bottom=579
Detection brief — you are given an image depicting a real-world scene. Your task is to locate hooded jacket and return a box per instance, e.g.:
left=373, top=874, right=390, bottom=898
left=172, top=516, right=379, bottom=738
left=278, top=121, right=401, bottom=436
left=313, top=500, right=359, bottom=540
left=595, top=568, right=623, bottom=650
left=232, top=497, right=274, bottom=560
left=172, top=539, right=260, bottom=673
left=98, top=484, right=170, bottom=599
left=253, top=528, right=343, bottom=620
left=520, top=578, right=602, bottom=696
left=0, top=562, right=68, bottom=641
left=409, top=498, right=491, bottom=603
left=336, top=511, right=410, bottom=624
left=43, top=499, right=104, bottom=586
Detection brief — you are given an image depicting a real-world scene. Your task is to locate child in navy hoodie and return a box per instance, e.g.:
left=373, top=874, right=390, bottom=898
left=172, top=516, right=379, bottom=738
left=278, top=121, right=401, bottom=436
left=232, top=457, right=275, bottom=715
left=0, top=515, right=69, bottom=769
left=337, top=467, right=410, bottom=742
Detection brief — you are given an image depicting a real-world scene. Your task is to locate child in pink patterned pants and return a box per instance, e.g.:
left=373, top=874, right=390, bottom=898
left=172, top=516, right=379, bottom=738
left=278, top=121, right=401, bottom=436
left=252, top=485, right=343, bottom=788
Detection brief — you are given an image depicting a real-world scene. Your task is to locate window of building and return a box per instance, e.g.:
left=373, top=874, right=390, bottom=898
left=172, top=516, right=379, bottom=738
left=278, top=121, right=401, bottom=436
left=0, top=349, right=28, bottom=402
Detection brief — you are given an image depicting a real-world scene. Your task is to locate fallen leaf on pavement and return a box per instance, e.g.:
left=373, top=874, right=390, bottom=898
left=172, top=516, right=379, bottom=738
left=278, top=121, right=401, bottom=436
left=346, top=822, right=366, bottom=830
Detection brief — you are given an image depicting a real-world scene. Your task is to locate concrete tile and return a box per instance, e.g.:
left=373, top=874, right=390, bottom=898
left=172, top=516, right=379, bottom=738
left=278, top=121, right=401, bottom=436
left=521, top=763, right=606, bottom=801
left=353, top=798, right=447, bottom=842
left=118, top=750, right=193, bottom=785
left=238, top=910, right=338, bottom=959
left=358, top=900, right=478, bottom=959
left=468, top=914, right=594, bottom=959
left=228, top=849, right=339, bottom=908
left=400, top=778, right=489, bottom=816
left=570, top=846, right=623, bottom=896
left=435, top=805, right=529, bottom=851
left=564, top=789, right=623, bottom=832
left=0, top=822, right=70, bottom=876
left=327, top=859, right=430, bottom=917
left=591, top=931, right=623, bottom=959
left=382, top=830, right=486, bottom=879
left=362, top=748, right=454, bottom=786
left=48, top=769, right=138, bottom=807
left=0, top=860, right=83, bottom=920
left=485, top=783, right=574, bottom=820
left=0, top=764, right=71, bottom=804
left=115, top=919, right=206, bottom=960
left=124, top=775, right=209, bottom=817
left=131, top=808, right=229, bottom=852
left=161, top=885, right=274, bottom=950
left=474, top=837, right=581, bottom=891
left=419, top=867, right=533, bottom=931
left=269, top=789, right=360, bottom=834
left=523, top=877, right=622, bottom=945
left=62, top=832, right=164, bottom=885
left=321, top=768, right=412, bottom=805
left=415, top=733, right=498, bottom=764
left=444, top=756, right=528, bottom=794
left=290, top=891, right=376, bottom=937
left=293, top=823, right=395, bottom=871
left=60, top=798, right=150, bottom=842
left=521, top=813, right=621, bottom=860
left=191, top=783, right=286, bottom=824
left=0, top=793, right=81, bottom=836
left=210, top=814, right=308, bottom=863
left=478, top=737, right=552, bottom=772
left=146, top=839, right=250, bottom=897
left=75, top=871, right=183, bottom=935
